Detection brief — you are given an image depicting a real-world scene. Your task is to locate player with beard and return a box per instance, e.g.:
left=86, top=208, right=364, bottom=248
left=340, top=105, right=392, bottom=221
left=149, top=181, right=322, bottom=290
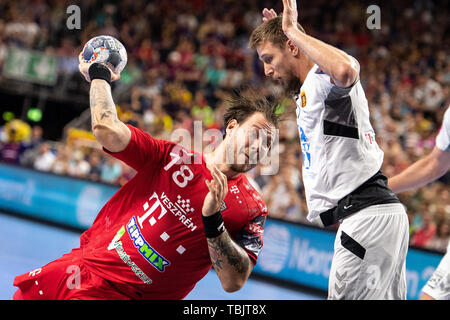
left=12, top=55, right=278, bottom=299
left=249, top=0, right=409, bottom=300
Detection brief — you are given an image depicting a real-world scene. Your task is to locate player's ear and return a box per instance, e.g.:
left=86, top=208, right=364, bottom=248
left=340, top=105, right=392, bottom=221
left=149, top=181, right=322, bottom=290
left=285, top=40, right=299, bottom=56
left=225, top=119, right=238, bottom=136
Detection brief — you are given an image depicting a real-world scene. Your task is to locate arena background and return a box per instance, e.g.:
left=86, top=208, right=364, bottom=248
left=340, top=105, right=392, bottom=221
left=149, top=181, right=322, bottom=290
left=0, top=0, right=448, bottom=300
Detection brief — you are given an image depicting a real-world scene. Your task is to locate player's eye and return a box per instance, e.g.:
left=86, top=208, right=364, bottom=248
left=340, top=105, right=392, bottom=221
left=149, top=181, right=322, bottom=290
left=264, top=57, right=273, bottom=64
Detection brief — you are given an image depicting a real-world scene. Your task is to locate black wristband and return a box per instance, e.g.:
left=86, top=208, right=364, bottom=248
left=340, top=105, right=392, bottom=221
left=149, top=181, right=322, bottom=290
left=88, top=63, right=111, bottom=85
left=202, top=211, right=226, bottom=238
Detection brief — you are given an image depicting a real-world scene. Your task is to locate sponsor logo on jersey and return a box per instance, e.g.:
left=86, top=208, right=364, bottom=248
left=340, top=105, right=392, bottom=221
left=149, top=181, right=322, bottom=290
left=138, top=191, right=198, bottom=232
left=108, top=226, right=153, bottom=285
left=299, top=126, right=311, bottom=170
left=127, top=217, right=170, bottom=272
left=159, top=192, right=198, bottom=232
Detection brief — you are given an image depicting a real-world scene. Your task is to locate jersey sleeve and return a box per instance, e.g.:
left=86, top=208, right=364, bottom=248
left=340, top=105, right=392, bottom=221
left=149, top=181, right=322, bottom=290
left=314, top=55, right=361, bottom=98
left=234, top=214, right=266, bottom=265
left=103, top=124, right=172, bottom=171
left=435, top=107, right=450, bottom=152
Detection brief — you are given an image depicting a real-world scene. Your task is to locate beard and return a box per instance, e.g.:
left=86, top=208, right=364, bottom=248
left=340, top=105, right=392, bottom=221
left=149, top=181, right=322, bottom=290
left=281, top=70, right=302, bottom=97
left=230, top=162, right=256, bottom=173
left=229, top=150, right=258, bottom=173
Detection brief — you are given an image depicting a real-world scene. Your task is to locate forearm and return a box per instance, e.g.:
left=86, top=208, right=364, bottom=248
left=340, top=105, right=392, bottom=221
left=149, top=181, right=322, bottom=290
left=284, top=27, right=358, bottom=87
left=89, top=79, right=130, bottom=152
left=207, top=230, right=252, bottom=293
left=388, top=148, right=449, bottom=193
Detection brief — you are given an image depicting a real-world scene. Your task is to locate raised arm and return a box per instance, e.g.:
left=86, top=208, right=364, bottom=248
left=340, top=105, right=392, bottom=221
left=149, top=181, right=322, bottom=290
left=89, top=79, right=131, bottom=152
left=79, top=54, right=131, bottom=152
left=202, top=166, right=253, bottom=292
left=281, top=0, right=359, bottom=88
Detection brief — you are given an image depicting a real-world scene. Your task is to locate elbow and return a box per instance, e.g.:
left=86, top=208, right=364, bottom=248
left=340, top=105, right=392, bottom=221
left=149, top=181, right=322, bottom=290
left=222, top=280, right=245, bottom=293
left=92, top=123, right=115, bottom=142
left=92, top=123, right=128, bottom=152
left=334, top=63, right=358, bottom=88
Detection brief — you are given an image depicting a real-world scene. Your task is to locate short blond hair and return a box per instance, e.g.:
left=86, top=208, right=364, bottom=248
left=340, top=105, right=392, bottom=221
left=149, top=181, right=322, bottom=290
left=249, top=16, right=306, bottom=49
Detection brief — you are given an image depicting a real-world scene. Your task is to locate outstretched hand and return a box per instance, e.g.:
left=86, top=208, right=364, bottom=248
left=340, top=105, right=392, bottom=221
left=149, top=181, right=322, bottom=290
left=202, top=166, right=228, bottom=217
left=281, top=0, right=299, bottom=33
left=262, top=8, right=277, bottom=22
left=78, top=52, right=121, bottom=83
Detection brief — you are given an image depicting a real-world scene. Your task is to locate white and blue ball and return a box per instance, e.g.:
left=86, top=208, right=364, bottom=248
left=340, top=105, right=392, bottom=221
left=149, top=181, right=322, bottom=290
left=82, top=35, right=127, bottom=74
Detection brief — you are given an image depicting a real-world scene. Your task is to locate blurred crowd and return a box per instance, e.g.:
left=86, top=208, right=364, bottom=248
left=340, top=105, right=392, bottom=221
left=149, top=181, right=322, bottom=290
left=0, top=0, right=449, bottom=252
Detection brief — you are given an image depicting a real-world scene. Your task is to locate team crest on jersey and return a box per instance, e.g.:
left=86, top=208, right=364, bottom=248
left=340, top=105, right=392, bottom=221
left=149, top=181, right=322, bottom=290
left=300, top=91, right=307, bottom=108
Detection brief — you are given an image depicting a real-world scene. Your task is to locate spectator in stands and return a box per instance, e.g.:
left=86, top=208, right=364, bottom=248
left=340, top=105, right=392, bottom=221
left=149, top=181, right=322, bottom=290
left=19, top=125, right=44, bottom=167
left=23, top=125, right=43, bottom=150
left=262, top=163, right=303, bottom=222
left=411, top=211, right=437, bottom=248
left=1, top=136, right=22, bottom=165
left=1, top=119, right=30, bottom=165
left=428, top=219, right=450, bottom=252
left=33, top=142, right=55, bottom=172
left=100, top=156, right=122, bottom=184
left=67, top=149, right=91, bottom=178
left=50, top=144, right=70, bottom=175
left=87, top=152, right=102, bottom=182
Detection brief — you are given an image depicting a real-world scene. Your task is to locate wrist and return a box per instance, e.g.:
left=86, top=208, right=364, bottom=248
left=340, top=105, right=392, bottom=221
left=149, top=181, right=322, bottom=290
left=202, top=208, right=219, bottom=217
left=202, top=211, right=226, bottom=238
left=283, top=25, right=300, bottom=38
left=88, top=63, right=111, bottom=85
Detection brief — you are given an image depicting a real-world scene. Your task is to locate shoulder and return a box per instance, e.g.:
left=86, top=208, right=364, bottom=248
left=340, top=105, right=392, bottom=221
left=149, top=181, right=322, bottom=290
left=239, top=175, right=268, bottom=219
left=301, top=65, right=334, bottom=98
left=443, top=107, right=450, bottom=129
left=435, top=107, right=450, bottom=152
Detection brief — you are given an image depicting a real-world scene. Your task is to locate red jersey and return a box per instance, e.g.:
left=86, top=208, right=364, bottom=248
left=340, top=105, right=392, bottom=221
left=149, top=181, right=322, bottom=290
left=78, top=125, right=268, bottom=299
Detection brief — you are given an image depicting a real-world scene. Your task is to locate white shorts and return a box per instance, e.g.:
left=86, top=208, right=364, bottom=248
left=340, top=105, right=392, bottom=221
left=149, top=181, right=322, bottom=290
left=421, top=245, right=450, bottom=300
left=328, top=203, right=409, bottom=300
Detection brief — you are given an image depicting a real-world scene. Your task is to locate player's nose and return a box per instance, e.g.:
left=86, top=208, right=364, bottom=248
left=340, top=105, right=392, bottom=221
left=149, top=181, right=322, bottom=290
left=264, top=63, right=274, bottom=77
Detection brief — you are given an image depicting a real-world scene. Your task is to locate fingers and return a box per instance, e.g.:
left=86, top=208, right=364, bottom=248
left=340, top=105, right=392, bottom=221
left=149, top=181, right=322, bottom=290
left=211, top=166, right=225, bottom=200
left=205, top=179, right=215, bottom=196
left=78, top=63, right=90, bottom=82
left=206, top=166, right=228, bottom=209
left=292, top=0, right=297, bottom=11
left=111, top=71, right=121, bottom=82
left=283, top=0, right=297, bottom=12
left=214, top=166, right=228, bottom=198
left=282, top=0, right=292, bottom=12
left=262, top=8, right=277, bottom=22
left=78, top=52, right=120, bottom=83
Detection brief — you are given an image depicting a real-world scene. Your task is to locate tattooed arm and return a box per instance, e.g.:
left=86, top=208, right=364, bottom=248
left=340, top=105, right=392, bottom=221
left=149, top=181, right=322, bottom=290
left=89, top=79, right=131, bottom=152
left=78, top=54, right=131, bottom=152
left=207, top=231, right=253, bottom=292
left=202, top=166, right=253, bottom=292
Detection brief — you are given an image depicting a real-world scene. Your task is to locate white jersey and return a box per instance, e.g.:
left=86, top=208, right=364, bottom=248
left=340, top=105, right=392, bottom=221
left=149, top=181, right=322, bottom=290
left=421, top=241, right=450, bottom=300
left=295, top=63, right=384, bottom=222
left=435, top=106, right=450, bottom=152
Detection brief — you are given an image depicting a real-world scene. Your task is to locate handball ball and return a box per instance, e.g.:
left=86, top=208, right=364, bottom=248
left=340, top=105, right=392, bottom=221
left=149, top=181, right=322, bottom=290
left=82, top=35, right=127, bottom=74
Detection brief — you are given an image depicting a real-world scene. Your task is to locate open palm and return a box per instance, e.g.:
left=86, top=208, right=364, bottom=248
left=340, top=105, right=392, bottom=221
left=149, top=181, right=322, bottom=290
left=282, top=0, right=299, bottom=32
